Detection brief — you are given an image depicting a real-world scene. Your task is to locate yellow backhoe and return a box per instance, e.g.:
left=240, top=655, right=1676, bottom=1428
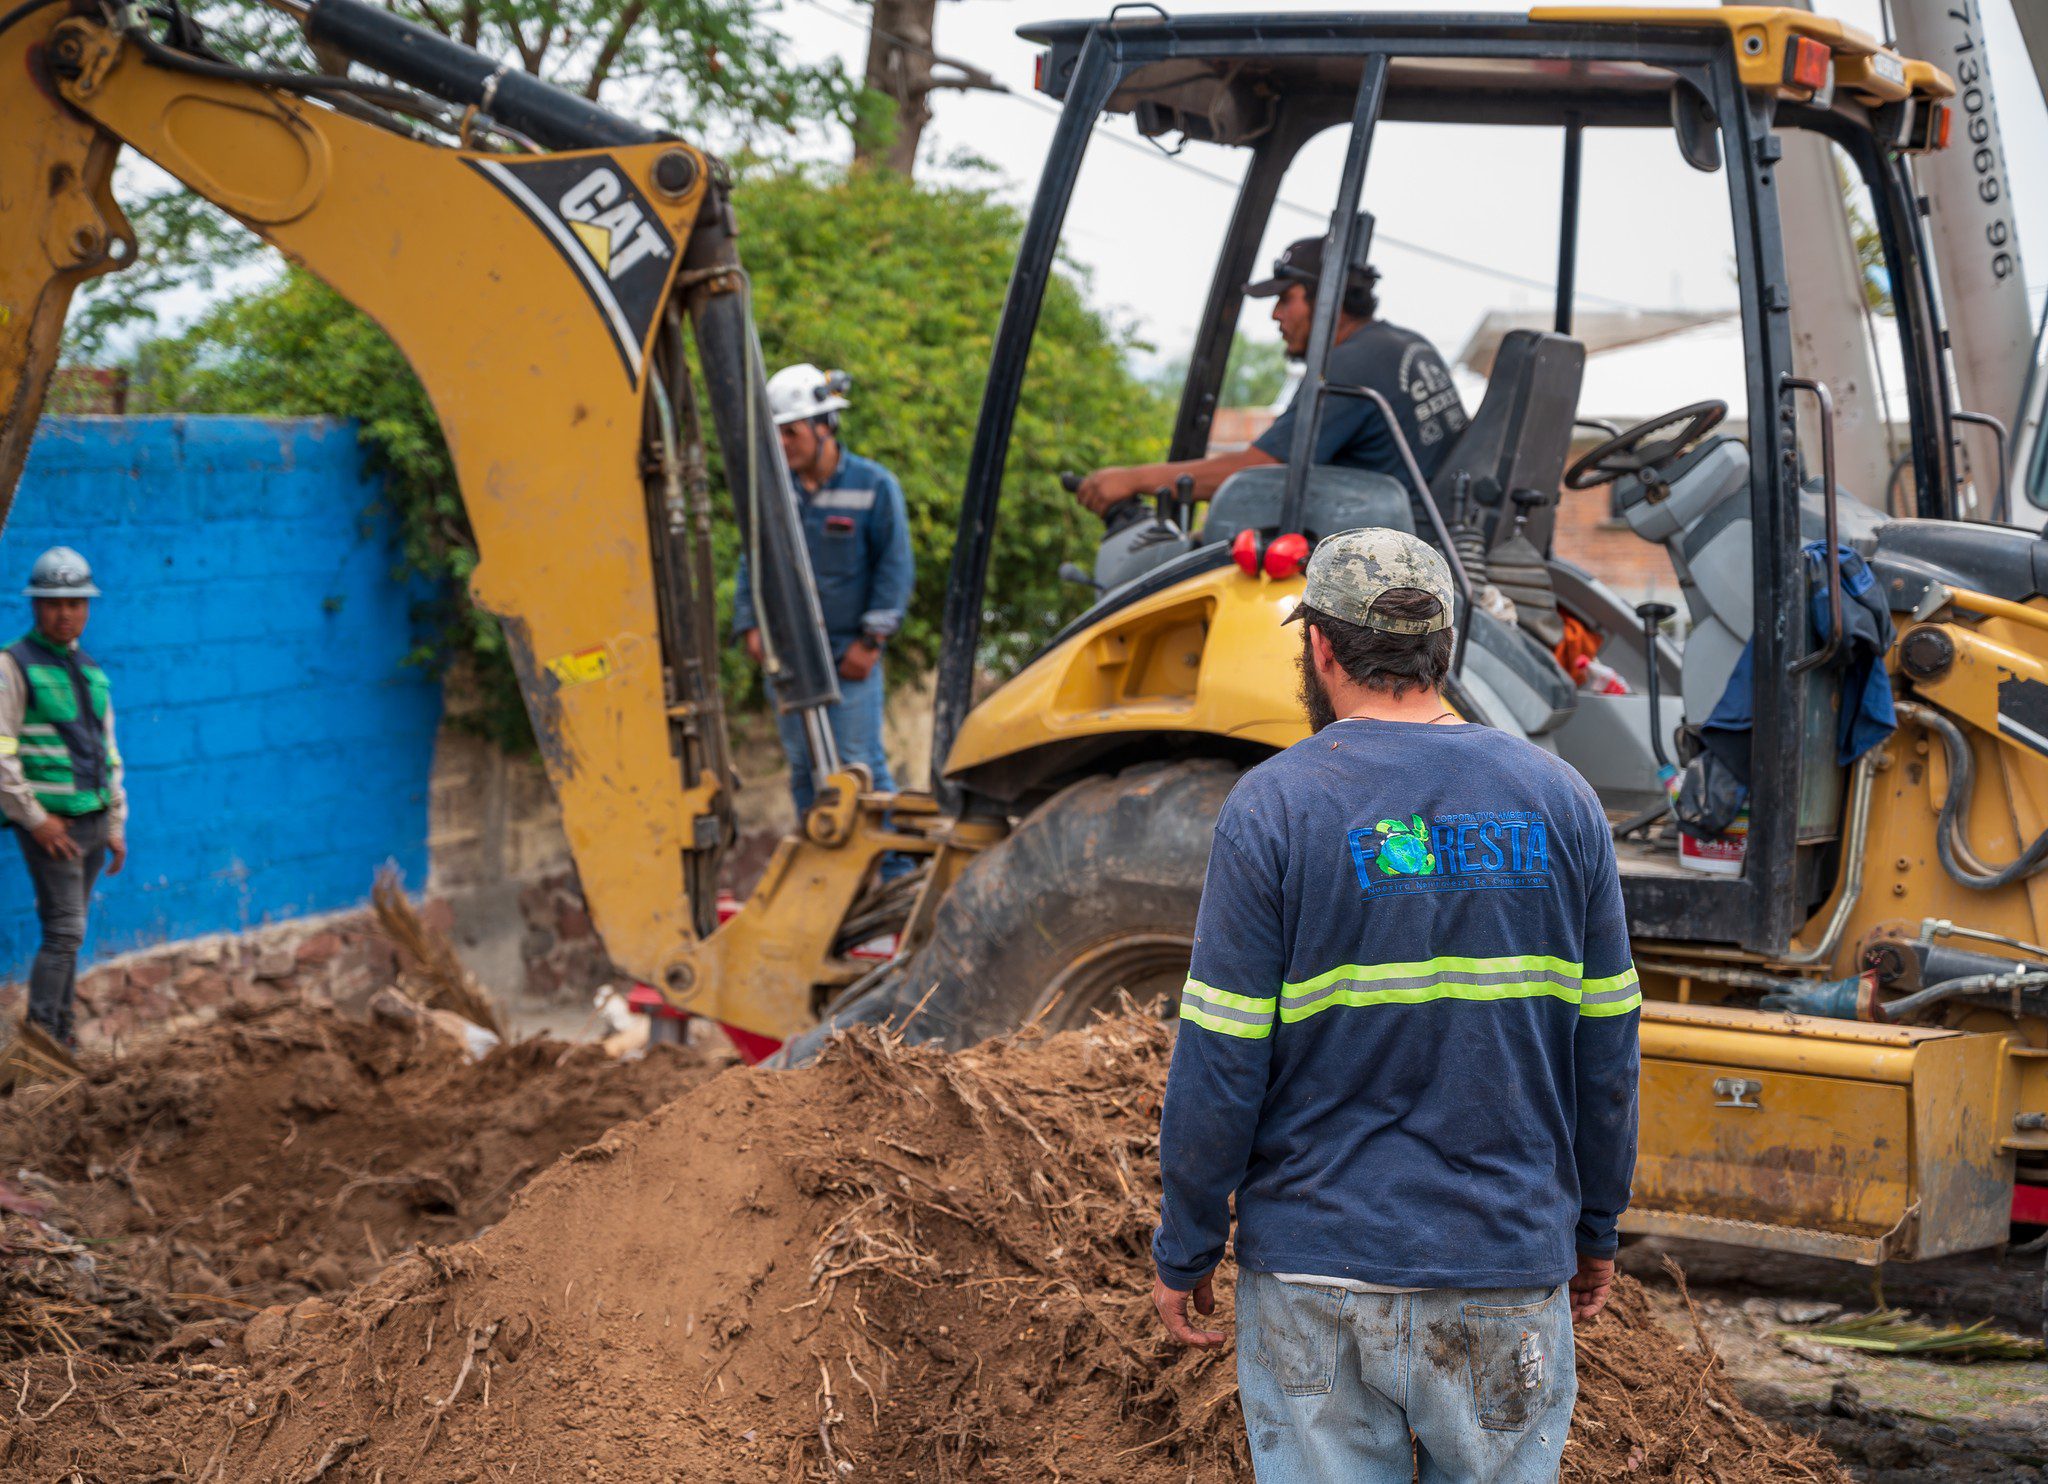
left=4, top=2, right=2044, bottom=1274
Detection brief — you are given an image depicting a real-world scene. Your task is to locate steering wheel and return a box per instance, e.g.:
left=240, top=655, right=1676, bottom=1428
left=1564, top=400, right=1728, bottom=491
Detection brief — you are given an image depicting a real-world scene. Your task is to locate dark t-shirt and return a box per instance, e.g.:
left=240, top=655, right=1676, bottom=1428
left=1254, top=319, right=1470, bottom=482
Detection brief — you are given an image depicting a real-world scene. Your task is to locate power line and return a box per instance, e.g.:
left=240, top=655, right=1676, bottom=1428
left=793, top=0, right=1647, bottom=308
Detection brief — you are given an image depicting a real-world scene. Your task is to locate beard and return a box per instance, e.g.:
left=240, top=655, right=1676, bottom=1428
left=1297, top=630, right=1338, bottom=733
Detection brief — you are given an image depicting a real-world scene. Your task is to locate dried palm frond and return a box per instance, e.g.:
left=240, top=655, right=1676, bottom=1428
left=0, top=1011, right=79, bottom=1092
left=370, top=869, right=506, bottom=1037
left=1788, top=1309, right=2045, bottom=1362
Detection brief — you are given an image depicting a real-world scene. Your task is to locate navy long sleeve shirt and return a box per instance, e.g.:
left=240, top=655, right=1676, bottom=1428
left=1153, top=717, right=1640, bottom=1292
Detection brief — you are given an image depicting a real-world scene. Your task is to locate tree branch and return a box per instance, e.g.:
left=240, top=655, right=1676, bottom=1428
left=403, top=0, right=455, bottom=38
left=583, top=0, right=648, bottom=98
left=925, top=53, right=1006, bottom=95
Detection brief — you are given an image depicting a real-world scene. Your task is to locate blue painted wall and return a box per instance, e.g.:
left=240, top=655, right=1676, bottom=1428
left=0, top=416, right=441, bottom=974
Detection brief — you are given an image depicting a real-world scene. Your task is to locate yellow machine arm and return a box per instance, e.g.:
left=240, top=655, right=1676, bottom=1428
left=0, top=0, right=843, bottom=991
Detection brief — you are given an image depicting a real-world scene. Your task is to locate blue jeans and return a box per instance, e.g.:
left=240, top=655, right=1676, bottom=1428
left=14, top=810, right=110, bottom=1048
left=772, top=661, right=897, bottom=818
left=1235, top=1269, right=1576, bottom=1484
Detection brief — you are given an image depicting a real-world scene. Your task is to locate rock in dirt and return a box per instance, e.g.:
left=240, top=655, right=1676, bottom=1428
left=0, top=1015, right=1848, bottom=1482
left=1777, top=1299, right=1844, bottom=1325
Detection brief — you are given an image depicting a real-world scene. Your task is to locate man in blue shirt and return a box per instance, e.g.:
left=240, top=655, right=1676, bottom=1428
left=1151, top=528, right=1639, bottom=1482
left=734, top=364, right=914, bottom=817
left=1073, top=237, right=1468, bottom=518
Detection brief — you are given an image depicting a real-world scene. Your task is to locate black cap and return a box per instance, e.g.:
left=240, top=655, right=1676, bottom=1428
left=1244, top=235, right=1382, bottom=299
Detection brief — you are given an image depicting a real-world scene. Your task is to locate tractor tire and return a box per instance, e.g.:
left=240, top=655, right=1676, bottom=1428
left=775, top=759, right=1241, bottom=1063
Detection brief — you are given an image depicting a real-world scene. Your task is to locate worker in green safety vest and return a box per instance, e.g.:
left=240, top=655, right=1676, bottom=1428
left=1, top=548, right=126, bottom=1048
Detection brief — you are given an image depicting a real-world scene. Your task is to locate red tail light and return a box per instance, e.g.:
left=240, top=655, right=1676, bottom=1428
left=1264, top=532, right=1310, bottom=580
left=1785, top=35, right=1831, bottom=94
left=1231, top=528, right=1262, bottom=575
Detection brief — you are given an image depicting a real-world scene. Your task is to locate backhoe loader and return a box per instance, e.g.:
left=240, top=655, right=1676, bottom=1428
left=4, top=4, right=2045, bottom=1274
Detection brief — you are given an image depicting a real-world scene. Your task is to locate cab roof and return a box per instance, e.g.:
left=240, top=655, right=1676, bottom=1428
left=1021, top=7, right=1954, bottom=144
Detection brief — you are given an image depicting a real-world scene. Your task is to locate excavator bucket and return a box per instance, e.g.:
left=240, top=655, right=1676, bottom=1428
left=0, top=11, right=133, bottom=523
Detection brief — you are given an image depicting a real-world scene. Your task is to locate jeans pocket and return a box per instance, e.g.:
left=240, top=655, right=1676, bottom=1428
left=1243, top=1272, right=1345, bottom=1396
left=1461, top=1286, right=1564, bottom=1432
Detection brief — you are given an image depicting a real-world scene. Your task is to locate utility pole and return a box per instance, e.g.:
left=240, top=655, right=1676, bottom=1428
left=855, top=0, right=1006, bottom=176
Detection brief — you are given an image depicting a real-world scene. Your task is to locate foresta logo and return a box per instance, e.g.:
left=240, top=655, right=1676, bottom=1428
left=557, top=168, right=673, bottom=283
left=1347, top=810, right=1553, bottom=898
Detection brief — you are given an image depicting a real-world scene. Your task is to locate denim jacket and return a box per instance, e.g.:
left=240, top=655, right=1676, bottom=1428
left=733, top=448, right=914, bottom=655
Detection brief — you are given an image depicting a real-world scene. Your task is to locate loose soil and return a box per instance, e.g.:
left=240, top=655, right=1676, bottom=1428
left=0, top=1012, right=1851, bottom=1481
left=0, top=996, right=720, bottom=1355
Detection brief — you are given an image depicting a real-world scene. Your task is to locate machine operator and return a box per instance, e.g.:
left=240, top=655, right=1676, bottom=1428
left=734, top=364, right=915, bottom=821
left=1072, top=235, right=1469, bottom=518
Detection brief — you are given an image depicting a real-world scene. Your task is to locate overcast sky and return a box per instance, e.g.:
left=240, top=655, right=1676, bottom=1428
left=762, top=0, right=2048, bottom=390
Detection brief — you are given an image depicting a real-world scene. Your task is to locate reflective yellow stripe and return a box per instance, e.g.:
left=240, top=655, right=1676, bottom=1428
left=0, top=736, right=15, bottom=757
left=1280, top=954, right=1585, bottom=1023
left=1580, top=965, right=1641, bottom=1018
left=1182, top=978, right=1276, bottom=1015
left=1178, top=978, right=1277, bottom=1039
left=1180, top=1000, right=1273, bottom=1040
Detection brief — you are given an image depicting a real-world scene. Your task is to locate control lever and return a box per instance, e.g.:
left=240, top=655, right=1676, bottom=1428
left=1509, top=487, right=1544, bottom=533
left=1153, top=473, right=1197, bottom=532
left=1058, top=561, right=1103, bottom=591
left=1635, top=602, right=1676, bottom=776
left=1609, top=601, right=1679, bottom=841
left=1064, top=468, right=1145, bottom=532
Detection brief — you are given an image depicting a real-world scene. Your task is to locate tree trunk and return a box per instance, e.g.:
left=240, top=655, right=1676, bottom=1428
left=856, top=0, right=939, bottom=176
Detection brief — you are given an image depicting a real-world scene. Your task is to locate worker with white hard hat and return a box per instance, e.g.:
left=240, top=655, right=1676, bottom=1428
left=735, top=364, right=915, bottom=821
left=1, top=547, right=128, bottom=1048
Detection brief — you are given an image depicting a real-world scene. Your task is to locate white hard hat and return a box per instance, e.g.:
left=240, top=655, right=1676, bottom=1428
left=25, top=546, right=99, bottom=598
left=766, top=363, right=851, bottom=426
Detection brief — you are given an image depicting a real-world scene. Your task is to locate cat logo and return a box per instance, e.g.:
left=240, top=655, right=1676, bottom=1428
left=470, top=154, right=681, bottom=383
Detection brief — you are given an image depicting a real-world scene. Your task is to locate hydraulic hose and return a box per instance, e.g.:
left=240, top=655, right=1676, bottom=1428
left=1877, top=968, right=2048, bottom=1024
left=1896, top=700, right=2048, bottom=890
left=121, top=24, right=416, bottom=106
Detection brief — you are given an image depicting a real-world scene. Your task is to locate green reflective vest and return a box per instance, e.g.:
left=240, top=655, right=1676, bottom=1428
left=5, top=632, right=115, bottom=817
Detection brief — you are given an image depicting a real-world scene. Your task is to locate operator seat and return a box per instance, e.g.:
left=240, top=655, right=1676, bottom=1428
left=1428, top=329, right=1586, bottom=557
left=1424, top=328, right=1586, bottom=738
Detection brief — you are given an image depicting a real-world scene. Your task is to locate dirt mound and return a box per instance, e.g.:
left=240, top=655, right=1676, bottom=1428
left=0, top=998, right=719, bottom=1353
left=0, top=1015, right=1846, bottom=1481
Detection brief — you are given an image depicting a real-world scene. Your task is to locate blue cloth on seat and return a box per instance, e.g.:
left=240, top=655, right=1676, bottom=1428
left=1697, top=541, right=1896, bottom=777
left=1802, top=540, right=1896, bottom=766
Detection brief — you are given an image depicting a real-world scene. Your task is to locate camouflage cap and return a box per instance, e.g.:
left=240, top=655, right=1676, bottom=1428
left=1281, top=527, right=1455, bottom=635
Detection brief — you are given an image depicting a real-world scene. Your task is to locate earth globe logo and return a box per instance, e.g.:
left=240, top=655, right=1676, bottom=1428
left=1369, top=815, right=1436, bottom=877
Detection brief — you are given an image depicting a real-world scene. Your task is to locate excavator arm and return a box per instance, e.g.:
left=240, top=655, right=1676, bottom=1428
left=0, top=0, right=843, bottom=990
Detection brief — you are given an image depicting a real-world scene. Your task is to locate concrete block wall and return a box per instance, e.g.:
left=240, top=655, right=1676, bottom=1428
left=0, top=416, right=441, bottom=974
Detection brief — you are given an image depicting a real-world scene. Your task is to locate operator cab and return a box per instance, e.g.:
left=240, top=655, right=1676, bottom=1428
left=950, top=10, right=1976, bottom=957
